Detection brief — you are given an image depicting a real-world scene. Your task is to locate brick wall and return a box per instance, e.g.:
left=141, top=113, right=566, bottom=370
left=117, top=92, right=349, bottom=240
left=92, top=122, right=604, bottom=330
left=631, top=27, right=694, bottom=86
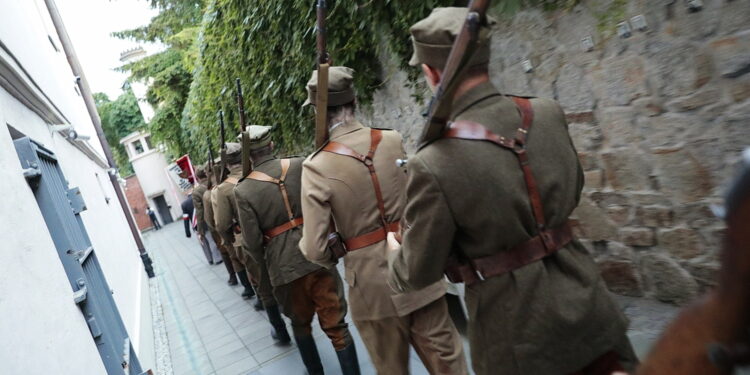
left=124, top=175, right=152, bottom=231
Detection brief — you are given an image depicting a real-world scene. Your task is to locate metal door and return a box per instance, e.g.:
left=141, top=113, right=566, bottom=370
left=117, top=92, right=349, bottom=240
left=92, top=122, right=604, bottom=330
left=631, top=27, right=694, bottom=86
left=153, top=194, right=173, bottom=224
left=14, top=137, right=143, bottom=375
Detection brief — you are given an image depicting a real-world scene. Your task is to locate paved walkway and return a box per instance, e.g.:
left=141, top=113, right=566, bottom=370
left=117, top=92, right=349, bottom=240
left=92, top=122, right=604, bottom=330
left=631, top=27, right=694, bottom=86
left=144, top=222, right=680, bottom=375
left=144, top=223, right=433, bottom=375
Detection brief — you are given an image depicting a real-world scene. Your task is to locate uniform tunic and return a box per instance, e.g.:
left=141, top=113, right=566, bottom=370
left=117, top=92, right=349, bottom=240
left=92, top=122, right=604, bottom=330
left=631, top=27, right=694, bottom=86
left=388, top=82, right=636, bottom=374
left=192, top=182, right=208, bottom=236
left=236, top=155, right=350, bottom=348
left=300, top=120, right=467, bottom=374
left=206, top=183, right=243, bottom=272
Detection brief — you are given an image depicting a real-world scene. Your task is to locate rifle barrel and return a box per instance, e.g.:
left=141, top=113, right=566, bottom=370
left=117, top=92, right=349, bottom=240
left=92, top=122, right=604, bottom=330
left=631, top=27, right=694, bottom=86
left=317, top=0, right=328, bottom=64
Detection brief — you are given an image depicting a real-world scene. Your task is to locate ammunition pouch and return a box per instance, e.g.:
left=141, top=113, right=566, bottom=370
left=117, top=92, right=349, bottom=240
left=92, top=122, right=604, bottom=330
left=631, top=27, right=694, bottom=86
left=327, top=232, right=348, bottom=260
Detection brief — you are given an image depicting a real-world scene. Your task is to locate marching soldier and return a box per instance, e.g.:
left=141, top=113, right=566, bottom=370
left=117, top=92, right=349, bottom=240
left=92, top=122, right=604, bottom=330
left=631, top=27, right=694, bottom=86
left=213, top=142, right=291, bottom=343
left=192, top=166, right=223, bottom=265
left=299, top=67, right=467, bottom=375
left=201, top=163, right=239, bottom=285
left=386, top=7, right=638, bottom=375
left=235, top=125, right=359, bottom=375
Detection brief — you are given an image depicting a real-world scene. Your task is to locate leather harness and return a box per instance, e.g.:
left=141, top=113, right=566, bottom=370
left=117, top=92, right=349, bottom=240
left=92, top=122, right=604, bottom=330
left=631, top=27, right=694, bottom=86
left=245, top=158, right=304, bottom=243
left=322, top=128, right=400, bottom=251
left=442, top=96, right=573, bottom=285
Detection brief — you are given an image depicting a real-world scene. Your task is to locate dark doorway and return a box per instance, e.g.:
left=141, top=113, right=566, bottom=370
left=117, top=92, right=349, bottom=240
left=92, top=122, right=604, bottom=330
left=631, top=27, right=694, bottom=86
left=153, top=194, right=173, bottom=224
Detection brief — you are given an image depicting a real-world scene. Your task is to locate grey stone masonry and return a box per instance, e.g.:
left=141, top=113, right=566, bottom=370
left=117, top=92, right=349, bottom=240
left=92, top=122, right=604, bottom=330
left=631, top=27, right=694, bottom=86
left=360, top=0, right=750, bottom=305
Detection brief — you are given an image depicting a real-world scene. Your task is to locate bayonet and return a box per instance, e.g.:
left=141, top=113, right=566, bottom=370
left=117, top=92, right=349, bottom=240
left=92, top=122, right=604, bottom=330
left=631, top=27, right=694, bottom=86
left=236, top=79, right=252, bottom=177
left=218, top=110, right=228, bottom=182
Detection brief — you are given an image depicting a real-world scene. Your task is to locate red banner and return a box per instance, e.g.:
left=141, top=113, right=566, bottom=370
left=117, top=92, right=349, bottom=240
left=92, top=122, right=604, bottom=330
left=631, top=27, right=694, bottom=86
left=174, top=154, right=196, bottom=184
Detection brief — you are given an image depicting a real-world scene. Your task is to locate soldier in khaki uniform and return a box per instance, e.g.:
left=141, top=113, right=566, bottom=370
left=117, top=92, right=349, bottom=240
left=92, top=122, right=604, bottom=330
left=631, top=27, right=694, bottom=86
left=191, top=166, right=224, bottom=266
left=213, top=143, right=290, bottom=343
left=201, top=164, right=238, bottom=286
left=386, top=7, right=638, bottom=375
left=235, top=126, right=359, bottom=375
left=299, top=67, right=467, bottom=375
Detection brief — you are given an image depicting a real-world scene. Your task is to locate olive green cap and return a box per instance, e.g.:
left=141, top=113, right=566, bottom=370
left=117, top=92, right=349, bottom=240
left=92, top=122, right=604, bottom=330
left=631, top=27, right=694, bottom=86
left=409, top=7, right=496, bottom=70
left=244, top=125, right=273, bottom=150
left=303, top=66, right=356, bottom=107
left=224, top=142, right=242, bottom=164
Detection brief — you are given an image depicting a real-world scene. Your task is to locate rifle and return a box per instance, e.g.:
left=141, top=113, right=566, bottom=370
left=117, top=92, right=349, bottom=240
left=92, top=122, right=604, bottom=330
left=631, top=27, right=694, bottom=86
left=314, top=0, right=330, bottom=148
left=207, top=136, right=215, bottom=189
left=636, top=150, right=750, bottom=374
left=418, top=0, right=492, bottom=149
left=218, top=110, right=228, bottom=182
left=236, top=78, right=252, bottom=177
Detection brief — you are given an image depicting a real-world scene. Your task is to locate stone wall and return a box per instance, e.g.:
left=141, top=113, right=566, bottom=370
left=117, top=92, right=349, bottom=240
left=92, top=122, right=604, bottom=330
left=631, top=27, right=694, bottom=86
left=361, top=0, right=750, bottom=305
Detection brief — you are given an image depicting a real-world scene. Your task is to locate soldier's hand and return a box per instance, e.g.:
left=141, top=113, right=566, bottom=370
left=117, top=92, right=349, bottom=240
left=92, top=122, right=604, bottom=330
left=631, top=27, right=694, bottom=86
left=386, top=232, right=401, bottom=253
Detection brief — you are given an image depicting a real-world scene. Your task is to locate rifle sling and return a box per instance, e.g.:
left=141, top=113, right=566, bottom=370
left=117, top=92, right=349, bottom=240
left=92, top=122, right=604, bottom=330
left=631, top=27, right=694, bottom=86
left=442, top=97, right=572, bottom=285
left=322, top=129, right=400, bottom=251
left=245, top=159, right=303, bottom=243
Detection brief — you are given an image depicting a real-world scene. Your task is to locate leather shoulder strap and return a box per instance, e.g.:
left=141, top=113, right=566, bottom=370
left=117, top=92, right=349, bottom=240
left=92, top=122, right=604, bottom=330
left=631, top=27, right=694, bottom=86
left=245, top=159, right=295, bottom=220
left=322, top=129, right=388, bottom=225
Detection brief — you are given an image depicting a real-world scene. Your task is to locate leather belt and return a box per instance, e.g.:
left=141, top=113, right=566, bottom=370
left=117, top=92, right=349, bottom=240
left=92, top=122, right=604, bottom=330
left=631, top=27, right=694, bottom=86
left=344, top=221, right=400, bottom=251
left=263, top=217, right=304, bottom=244
left=445, top=222, right=573, bottom=285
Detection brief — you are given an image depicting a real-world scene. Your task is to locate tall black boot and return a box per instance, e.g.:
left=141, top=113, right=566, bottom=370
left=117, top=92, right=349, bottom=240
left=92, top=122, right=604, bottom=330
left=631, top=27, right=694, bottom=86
left=236, top=272, right=254, bottom=299
left=336, top=343, right=361, bottom=375
left=266, top=304, right=291, bottom=345
left=252, top=285, right=264, bottom=311
left=295, top=335, right=323, bottom=375
left=221, top=253, right=237, bottom=285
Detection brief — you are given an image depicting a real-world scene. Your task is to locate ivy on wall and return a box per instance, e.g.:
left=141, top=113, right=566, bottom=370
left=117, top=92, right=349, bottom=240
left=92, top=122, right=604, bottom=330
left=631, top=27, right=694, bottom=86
left=118, top=0, right=585, bottom=163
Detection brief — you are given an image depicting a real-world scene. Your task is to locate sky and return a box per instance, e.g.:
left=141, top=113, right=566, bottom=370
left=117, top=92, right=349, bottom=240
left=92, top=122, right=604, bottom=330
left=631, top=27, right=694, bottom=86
left=56, top=0, right=160, bottom=99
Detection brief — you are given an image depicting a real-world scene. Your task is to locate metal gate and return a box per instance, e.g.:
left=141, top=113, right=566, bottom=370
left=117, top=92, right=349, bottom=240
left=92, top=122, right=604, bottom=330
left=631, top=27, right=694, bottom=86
left=14, top=137, right=144, bottom=375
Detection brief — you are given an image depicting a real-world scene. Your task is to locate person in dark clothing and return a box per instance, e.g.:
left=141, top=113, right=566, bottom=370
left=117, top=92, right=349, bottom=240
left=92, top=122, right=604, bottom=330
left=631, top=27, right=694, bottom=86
left=146, top=206, right=161, bottom=230
left=181, top=196, right=194, bottom=238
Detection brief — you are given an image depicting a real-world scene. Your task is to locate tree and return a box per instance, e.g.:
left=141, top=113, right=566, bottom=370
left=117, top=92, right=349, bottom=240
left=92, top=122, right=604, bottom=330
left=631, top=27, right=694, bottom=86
left=95, top=90, right=147, bottom=176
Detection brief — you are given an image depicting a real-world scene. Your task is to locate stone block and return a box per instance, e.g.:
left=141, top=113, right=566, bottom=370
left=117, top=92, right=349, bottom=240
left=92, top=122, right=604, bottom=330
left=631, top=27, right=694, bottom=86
left=606, top=205, right=630, bottom=226
left=674, top=201, right=721, bottom=229
left=589, top=190, right=629, bottom=208
left=628, top=192, right=672, bottom=206
left=718, top=0, right=750, bottom=34
left=709, top=30, right=750, bottom=78
left=645, top=38, right=713, bottom=98
left=683, top=260, right=720, bottom=289
left=636, top=113, right=708, bottom=149
left=568, top=122, right=603, bottom=151
left=639, top=253, right=699, bottom=305
left=633, top=205, right=673, bottom=228
left=598, top=107, right=639, bottom=147
left=652, top=147, right=713, bottom=203
left=592, top=55, right=649, bottom=106
left=664, top=1, right=720, bottom=41
left=620, top=227, right=656, bottom=247
left=571, top=197, right=619, bottom=241
left=577, top=151, right=599, bottom=171
left=601, top=148, right=652, bottom=190
left=665, top=85, right=722, bottom=112
left=584, top=169, right=604, bottom=190
left=632, top=97, right=664, bottom=117
left=729, top=74, right=750, bottom=103
left=598, top=260, right=644, bottom=297
left=557, top=63, right=595, bottom=112
left=657, top=227, right=704, bottom=259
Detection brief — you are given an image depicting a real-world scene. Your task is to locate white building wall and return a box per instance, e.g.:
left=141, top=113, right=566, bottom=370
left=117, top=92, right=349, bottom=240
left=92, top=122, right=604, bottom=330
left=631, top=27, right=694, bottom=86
left=0, top=0, right=154, bottom=372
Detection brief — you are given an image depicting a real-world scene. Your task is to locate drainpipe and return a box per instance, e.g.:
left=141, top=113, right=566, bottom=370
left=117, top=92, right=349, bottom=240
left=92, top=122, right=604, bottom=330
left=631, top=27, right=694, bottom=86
left=43, top=0, right=155, bottom=278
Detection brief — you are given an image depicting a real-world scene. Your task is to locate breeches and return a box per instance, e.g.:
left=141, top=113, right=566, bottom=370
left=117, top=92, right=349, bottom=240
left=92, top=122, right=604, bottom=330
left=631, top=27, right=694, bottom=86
left=274, top=268, right=350, bottom=350
left=354, top=297, right=467, bottom=375
left=211, top=229, right=244, bottom=272
left=241, top=249, right=276, bottom=307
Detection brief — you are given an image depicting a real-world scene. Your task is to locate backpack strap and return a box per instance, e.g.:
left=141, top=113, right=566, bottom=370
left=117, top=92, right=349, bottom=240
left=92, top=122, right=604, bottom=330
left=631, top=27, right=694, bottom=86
left=245, top=159, right=302, bottom=243
left=442, top=97, right=572, bottom=284
left=322, top=129, right=400, bottom=250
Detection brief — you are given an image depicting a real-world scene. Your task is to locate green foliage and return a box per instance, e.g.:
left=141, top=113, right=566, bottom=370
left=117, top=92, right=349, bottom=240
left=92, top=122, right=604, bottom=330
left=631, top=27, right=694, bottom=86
left=182, top=0, right=454, bottom=161
left=115, top=0, right=206, bottom=160
left=94, top=91, right=146, bottom=176
left=492, top=0, right=581, bottom=14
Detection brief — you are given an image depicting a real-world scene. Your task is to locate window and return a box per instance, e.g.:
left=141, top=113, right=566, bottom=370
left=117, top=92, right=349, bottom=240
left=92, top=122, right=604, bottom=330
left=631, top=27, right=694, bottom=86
left=144, top=136, right=153, bottom=151
left=132, top=140, right=144, bottom=155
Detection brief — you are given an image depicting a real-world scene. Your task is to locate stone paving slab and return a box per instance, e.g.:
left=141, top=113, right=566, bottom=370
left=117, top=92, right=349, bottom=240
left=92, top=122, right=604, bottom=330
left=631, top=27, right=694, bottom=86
left=145, top=222, right=684, bottom=375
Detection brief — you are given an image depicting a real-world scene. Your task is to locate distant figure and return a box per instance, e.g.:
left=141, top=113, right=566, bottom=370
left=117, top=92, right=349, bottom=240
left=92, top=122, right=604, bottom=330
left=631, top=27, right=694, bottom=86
left=146, top=206, right=161, bottom=230
left=181, top=196, right=193, bottom=238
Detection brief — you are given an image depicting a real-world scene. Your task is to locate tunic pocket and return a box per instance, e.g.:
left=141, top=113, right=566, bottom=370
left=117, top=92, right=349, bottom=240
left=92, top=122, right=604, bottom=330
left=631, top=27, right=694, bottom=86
left=345, top=267, right=356, bottom=287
